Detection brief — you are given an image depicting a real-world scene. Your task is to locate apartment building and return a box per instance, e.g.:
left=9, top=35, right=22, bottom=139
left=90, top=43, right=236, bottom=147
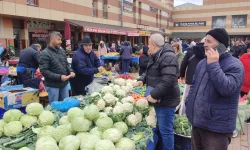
left=0, top=0, right=173, bottom=53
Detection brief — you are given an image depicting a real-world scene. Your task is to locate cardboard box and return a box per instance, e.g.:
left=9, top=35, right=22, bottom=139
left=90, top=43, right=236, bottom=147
left=0, top=88, right=39, bottom=109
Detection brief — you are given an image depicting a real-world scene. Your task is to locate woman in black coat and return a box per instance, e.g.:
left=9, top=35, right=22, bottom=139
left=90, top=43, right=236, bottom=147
left=139, top=46, right=150, bottom=76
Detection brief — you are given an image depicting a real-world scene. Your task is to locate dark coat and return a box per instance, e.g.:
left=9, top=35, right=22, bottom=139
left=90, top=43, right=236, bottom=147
left=186, top=52, right=244, bottom=133
left=180, top=43, right=205, bottom=85
left=120, top=45, right=132, bottom=60
left=39, top=46, right=72, bottom=88
left=139, top=54, right=149, bottom=76
left=139, top=44, right=180, bottom=107
left=18, top=45, right=39, bottom=69
left=231, top=46, right=242, bottom=58
left=70, top=47, right=101, bottom=93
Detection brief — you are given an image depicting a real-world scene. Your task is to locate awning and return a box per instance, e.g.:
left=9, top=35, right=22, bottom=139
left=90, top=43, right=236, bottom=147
left=171, top=32, right=206, bottom=39
left=69, top=20, right=137, bottom=36
left=150, top=30, right=168, bottom=36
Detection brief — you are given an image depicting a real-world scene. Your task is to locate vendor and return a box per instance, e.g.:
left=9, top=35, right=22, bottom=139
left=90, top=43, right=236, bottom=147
left=70, top=36, right=104, bottom=96
left=17, top=44, right=41, bottom=85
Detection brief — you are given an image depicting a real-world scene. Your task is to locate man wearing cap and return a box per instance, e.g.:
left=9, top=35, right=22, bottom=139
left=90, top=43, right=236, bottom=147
left=185, top=28, right=244, bottom=150
left=70, top=36, right=103, bottom=96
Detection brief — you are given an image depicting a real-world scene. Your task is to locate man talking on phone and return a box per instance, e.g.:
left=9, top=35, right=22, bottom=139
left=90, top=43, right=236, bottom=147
left=185, top=28, right=244, bottom=150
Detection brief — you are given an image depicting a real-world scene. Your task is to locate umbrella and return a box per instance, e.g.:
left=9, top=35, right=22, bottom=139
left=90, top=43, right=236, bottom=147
left=64, top=20, right=71, bottom=52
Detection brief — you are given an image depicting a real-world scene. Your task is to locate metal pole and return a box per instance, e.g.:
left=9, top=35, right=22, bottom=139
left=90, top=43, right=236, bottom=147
left=121, top=0, right=123, bottom=27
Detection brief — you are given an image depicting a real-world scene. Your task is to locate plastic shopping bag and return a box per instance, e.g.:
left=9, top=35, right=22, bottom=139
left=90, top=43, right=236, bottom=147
left=179, top=84, right=191, bottom=116
left=86, top=81, right=104, bottom=94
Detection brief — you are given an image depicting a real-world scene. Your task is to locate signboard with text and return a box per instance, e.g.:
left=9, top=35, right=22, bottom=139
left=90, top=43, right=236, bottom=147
left=174, top=21, right=206, bottom=27
left=84, top=27, right=127, bottom=35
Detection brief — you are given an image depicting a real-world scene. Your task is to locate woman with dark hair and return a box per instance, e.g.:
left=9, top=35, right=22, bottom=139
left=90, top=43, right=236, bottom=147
left=120, top=41, right=132, bottom=74
left=139, top=45, right=149, bottom=76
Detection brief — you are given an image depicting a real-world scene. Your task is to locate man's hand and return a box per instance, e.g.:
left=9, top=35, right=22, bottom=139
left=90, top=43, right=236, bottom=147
left=61, top=75, right=70, bottom=81
left=146, top=95, right=157, bottom=103
left=136, top=81, right=143, bottom=87
left=206, top=48, right=219, bottom=64
left=69, top=72, right=75, bottom=78
left=98, top=66, right=104, bottom=72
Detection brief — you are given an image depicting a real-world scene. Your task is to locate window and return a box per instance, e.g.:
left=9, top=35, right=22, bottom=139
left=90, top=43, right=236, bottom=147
left=27, top=0, right=38, bottom=6
left=92, top=0, right=98, bottom=17
left=102, top=0, right=108, bottom=19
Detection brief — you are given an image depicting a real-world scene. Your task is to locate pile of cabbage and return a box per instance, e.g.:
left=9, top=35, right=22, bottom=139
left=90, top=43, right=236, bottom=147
left=0, top=78, right=156, bottom=150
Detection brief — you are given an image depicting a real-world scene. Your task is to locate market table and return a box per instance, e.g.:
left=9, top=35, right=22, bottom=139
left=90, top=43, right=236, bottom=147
left=101, top=56, right=139, bottom=63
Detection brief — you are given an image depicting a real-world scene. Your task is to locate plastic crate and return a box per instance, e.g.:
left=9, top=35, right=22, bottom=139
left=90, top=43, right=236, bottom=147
left=0, top=107, right=26, bottom=119
left=174, top=134, right=191, bottom=150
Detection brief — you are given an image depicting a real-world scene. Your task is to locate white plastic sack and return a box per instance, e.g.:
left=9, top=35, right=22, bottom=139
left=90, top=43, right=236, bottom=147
left=86, top=81, right=104, bottom=94
left=179, top=84, right=191, bottom=116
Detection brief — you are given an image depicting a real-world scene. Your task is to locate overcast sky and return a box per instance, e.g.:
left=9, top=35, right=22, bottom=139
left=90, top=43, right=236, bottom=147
left=174, top=0, right=203, bottom=6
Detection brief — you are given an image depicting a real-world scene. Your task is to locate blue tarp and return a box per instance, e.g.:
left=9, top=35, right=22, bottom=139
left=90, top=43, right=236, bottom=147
left=101, top=56, right=139, bottom=63
left=0, top=85, right=24, bottom=91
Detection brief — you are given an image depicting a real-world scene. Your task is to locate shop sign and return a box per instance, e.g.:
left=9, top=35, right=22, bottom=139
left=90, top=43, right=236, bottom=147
left=111, top=30, right=127, bottom=35
left=150, top=6, right=157, bottom=13
left=231, top=15, right=247, bottom=28
left=139, top=30, right=150, bottom=36
left=212, top=16, right=226, bottom=29
left=174, top=21, right=206, bottom=27
left=123, top=6, right=133, bottom=13
left=161, top=11, right=169, bottom=17
left=32, top=33, right=49, bottom=38
left=84, top=27, right=127, bottom=35
left=137, top=24, right=149, bottom=30
left=123, top=0, right=133, bottom=5
left=27, top=20, right=54, bottom=30
left=127, top=31, right=139, bottom=36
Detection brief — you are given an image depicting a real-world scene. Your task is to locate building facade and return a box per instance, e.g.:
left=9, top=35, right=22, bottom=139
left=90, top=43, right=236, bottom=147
left=172, top=0, right=250, bottom=45
left=0, top=0, right=173, bottom=54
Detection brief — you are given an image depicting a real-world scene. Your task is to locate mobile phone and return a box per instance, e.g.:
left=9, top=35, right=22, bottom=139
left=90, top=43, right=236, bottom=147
left=215, top=43, right=227, bottom=56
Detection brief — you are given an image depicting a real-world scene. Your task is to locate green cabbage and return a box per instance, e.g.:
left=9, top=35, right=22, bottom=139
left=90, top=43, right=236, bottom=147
left=76, top=132, right=91, bottom=141
left=59, top=135, right=80, bottom=150
left=26, top=102, right=43, bottom=116
left=53, top=125, right=72, bottom=142
left=4, top=121, right=23, bottom=136
left=102, top=128, right=123, bottom=143
left=96, top=117, right=113, bottom=131
left=59, top=116, right=70, bottom=125
left=115, top=138, right=136, bottom=150
left=37, top=126, right=55, bottom=139
left=35, top=141, right=59, bottom=150
left=90, top=127, right=103, bottom=138
left=0, top=120, right=6, bottom=128
left=67, top=107, right=84, bottom=122
left=95, top=140, right=116, bottom=150
left=71, top=117, right=91, bottom=132
left=36, top=136, right=57, bottom=148
left=80, top=134, right=100, bottom=149
left=3, top=109, right=23, bottom=123
left=113, top=122, right=128, bottom=135
left=18, top=147, right=31, bottom=150
left=38, top=111, right=55, bottom=126
left=0, top=127, right=3, bottom=137
left=20, top=115, right=37, bottom=128
left=83, top=104, right=99, bottom=121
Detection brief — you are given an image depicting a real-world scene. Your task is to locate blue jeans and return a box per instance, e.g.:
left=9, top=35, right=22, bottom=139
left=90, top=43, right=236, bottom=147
left=45, top=86, right=69, bottom=103
left=155, top=107, right=175, bottom=150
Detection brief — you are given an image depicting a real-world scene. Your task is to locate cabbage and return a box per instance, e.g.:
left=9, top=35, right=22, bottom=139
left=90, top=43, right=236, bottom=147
left=3, top=109, right=23, bottom=123
left=35, top=141, right=59, bottom=150
left=0, top=127, right=3, bottom=137
left=53, top=125, right=72, bottom=142
left=115, top=138, right=136, bottom=150
left=80, top=134, right=100, bottom=149
left=76, top=132, right=91, bottom=141
left=95, top=140, right=116, bottom=150
left=146, top=115, right=157, bottom=128
left=122, top=103, right=134, bottom=113
left=96, top=117, right=113, bottom=131
left=102, top=128, right=123, bottom=143
left=67, top=107, right=84, bottom=122
left=94, top=112, right=108, bottom=124
left=96, top=99, right=106, bottom=110
left=37, top=126, right=55, bottom=139
left=20, top=115, right=37, bottom=128
left=36, top=136, right=57, bottom=148
left=0, top=120, right=7, bottom=128
left=71, top=117, right=91, bottom=132
left=26, top=102, right=43, bottom=116
left=113, top=122, right=128, bottom=135
left=4, top=121, right=23, bottom=136
left=59, top=135, right=80, bottom=150
left=18, top=147, right=31, bottom=150
left=59, top=116, right=70, bottom=125
left=38, top=111, right=55, bottom=126
left=135, top=112, right=142, bottom=123
left=90, top=127, right=103, bottom=138
left=126, top=114, right=138, bottom=127
left=83, top=104, right=99, bottom=121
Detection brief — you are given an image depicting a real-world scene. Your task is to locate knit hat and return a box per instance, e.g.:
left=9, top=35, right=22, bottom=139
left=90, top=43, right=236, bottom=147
left=82, top=36, right=93, bottom=45
left=206, top=28, right=229, bottom=48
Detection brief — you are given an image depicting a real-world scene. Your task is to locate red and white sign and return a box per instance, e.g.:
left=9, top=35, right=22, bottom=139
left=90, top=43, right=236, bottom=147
left=127, top=31, right=139, bottom=36
left=32, top=33, right=49, bottom=38
left=84, top=27, right=127, bottom=35
left=111, top=30, right=127, bottom=35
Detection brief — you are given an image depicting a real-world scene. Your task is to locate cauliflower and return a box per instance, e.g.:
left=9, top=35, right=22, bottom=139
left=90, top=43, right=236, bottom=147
left=102, top=86, right=114, bottom=94
left=135, top=112, right=142, bottom=123
left=113, top=106, right=124, bottom=114
left=103, top=93, right=116, bottom=105
left=115, top=102, right=123, bottom=107
left=136, top=98, right=149, bottom=107
left=149, top=107, right=156, bottom=116
left=116, top=89, right=126, bottom=98
left=91, top=92, right=101, bottom=97
left=121, top=86, right=131, bottom=93
left=122, top=103, right=134, bottom=113
left=109, top=84, right=114, bottom=87
left=121, top=96, right=134, bottom=104
left=112, top=85, right=121, bottom=92
left=126, top=114, right=138, bottom=127
left=146, top=115, right=157, bottom=128
left=96, top=99, right=106, bottom=110
left=104, top=107, right=113, bottom=114
left=114, top=78, right=126, bottom=86
left=126, top=79, right=136, bottom=86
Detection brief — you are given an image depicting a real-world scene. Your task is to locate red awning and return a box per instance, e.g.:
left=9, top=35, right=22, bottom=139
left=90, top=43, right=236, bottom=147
left=127, top=31, right=139, bottom=36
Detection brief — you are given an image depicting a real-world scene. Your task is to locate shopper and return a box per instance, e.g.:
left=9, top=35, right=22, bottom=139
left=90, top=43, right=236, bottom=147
left=98, top=41, right=107, bottom=57
left=230, top=41, right=241, bottom=58
left=137, top=33, right=180, bottom=150
left=186, top=28, right=244, bottom=150
left=120, top=41, right=132, bottom=74
left=17, top=43, right=41, bottom=85
left=172, top=43, right=184, bottom=70
left=70, top=36, right=103, bottom=96
left=178, top=38, right=205, bottom=115
left=139, top=45, right=149, bottom=76
left=39, top=31, right=75, bottom=103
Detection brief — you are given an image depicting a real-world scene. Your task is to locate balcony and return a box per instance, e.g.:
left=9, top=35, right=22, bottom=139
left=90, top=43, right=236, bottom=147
left=27, top=0, right=38, bottom=6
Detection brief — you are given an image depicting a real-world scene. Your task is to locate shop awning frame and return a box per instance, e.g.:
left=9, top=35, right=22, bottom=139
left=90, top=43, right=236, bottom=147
left=171, top=32, right=206, bottom=39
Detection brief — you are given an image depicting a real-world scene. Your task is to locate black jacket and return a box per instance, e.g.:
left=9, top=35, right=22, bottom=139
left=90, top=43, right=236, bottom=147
left=18, top=45, right=39, bottom=69
left=39, top=46, right=73, bottom=88
left=230, top=46, right=242, bottom=58
left=139, top=54, right=149, bottom=76
left=139, top=44, right=180, bottom=107
left=180, top=43, right=205, bottom=85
